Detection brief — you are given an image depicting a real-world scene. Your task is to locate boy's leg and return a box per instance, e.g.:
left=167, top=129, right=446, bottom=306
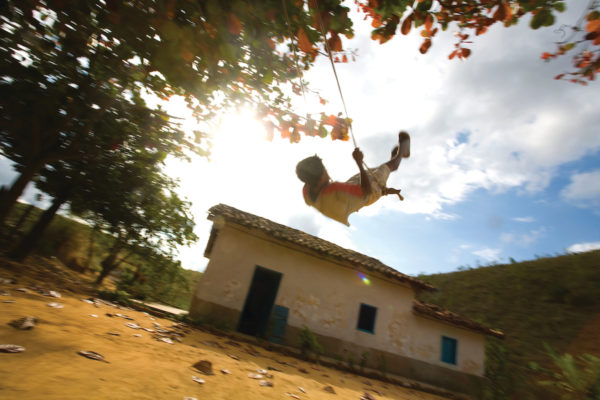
left=384, top=187, right=404, bottom=200
left=387, top=131, right=410, bottom=171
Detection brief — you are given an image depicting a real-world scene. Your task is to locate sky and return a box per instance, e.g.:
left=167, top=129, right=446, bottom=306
left=2, top=2, right=599, bottom=276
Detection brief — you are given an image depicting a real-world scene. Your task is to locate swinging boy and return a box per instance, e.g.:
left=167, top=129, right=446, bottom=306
left=296, top=131, right=410, bottom=226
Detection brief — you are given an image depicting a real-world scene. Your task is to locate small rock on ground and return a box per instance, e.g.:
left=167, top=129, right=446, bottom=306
left=0, top=344, right=25, bottom=353
left=8, top=316, right=36, bottom=330
left=323, top=385, right=336, bottom=394
left=192, top=360, right=214, bottom=375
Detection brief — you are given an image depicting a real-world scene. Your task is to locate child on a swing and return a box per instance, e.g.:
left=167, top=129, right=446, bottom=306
left=296, top=131, right=410, bottom=226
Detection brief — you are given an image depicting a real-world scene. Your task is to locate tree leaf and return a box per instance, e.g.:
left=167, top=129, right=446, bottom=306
left=297, top=27, right=316, bottom=55
left=226, top=14, right=242, bottom=35
left=586, top=19, right=600, bottom=33
left=553, top=2, right=566, bottom=12
left=424, top=14, right=433, bottom=31
left=327, top=32, right=343, bottom=52
left=401, top=14, right=413, bottom=35
left=419, top=39, right=432, bottom=54
left=530, top=9, right=547, bottom=30
left=493, top=3, right=506, bottom=22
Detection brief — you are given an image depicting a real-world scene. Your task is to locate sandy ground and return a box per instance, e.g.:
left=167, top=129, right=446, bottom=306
left=0, top=263, right=448, bottom=400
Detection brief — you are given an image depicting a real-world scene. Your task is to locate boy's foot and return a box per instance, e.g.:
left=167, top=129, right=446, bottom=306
left=398, top=131, right=410, bottom=158
left=391, top=132, right=411, bottom=158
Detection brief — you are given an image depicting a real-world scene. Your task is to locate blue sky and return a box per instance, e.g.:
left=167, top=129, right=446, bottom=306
left=2, top=2, right=599, bottom=276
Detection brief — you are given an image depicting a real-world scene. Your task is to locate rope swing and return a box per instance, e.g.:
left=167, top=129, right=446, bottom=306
left=284, top=0, right=406, bottom=202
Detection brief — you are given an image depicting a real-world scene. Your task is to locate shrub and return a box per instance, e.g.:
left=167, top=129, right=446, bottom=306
left=528, top=344, right=600, bottom=400
left=299, top=325, right=322, bottom=359
left=360, top=351, right=369, bottom=371
left=96, top=289, right=131, bottom=305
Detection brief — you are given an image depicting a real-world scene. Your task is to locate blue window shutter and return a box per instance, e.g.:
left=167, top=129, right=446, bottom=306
left=268, top=305, right=289, bottom=344
left=441, top=336, right=457, bottom=365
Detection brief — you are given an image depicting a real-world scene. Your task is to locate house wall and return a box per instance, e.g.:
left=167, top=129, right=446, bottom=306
left=190, top=224, right=486, bottom=394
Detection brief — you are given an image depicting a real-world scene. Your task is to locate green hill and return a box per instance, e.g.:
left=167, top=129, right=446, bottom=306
left=418, top=250, right=600, bottom=399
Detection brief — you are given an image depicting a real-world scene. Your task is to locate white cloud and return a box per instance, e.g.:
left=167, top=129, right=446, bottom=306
left=512, top=216, right=535, bottom=223
left=472, top=248, right=501, bottom=262
left=567, top=242, right=600, bottom=253
left=166, top=3, right=600, bottom=270
left=560, top=170, right=600, bottom=211
left=500, top=228, right=546, bottom=247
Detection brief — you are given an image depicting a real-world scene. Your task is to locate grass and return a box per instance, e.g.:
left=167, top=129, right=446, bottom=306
left=1, top=201, right=203, bottom=311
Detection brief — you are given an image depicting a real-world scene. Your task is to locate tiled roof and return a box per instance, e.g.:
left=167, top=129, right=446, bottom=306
left=207, top=204, right=435, bottom=292
left=413, top=300, right=504, bottom=338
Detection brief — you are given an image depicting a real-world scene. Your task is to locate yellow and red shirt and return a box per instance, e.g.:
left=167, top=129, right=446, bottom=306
left=302, top=164, right=390, bottom=226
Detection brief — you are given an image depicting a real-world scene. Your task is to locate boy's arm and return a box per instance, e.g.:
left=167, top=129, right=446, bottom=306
left=352, top=148, right=372, bottom=197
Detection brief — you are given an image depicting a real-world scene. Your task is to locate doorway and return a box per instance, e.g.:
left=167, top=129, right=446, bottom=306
left=237, top=266, right=282, bottom=337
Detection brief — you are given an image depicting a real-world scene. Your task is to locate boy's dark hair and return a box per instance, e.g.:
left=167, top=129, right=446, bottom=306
left=296, top=155, right=325, bottom=185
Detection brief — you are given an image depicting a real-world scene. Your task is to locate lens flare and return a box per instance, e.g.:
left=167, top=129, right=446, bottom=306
left=358, top=273, right=371, bottom=286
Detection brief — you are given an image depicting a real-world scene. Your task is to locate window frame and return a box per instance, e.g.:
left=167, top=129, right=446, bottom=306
left=356, top=303, right=377, bottom=334
left=441, top=335, right=458, bottom=365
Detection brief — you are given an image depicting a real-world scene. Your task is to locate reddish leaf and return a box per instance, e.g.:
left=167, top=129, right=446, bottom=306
left=586, top=20, right=600, bottom=33
left=424, top=14, right=433, bottom=31
left=266, top=9, right=276, bottom=21
left=319, top=97, right=327, bottom=105
left=181, top=49, right=194, bottom=63
left=323, top=114, right=338, bottom=126
left=493, top=3, right=506, bottom=22
left=166, top=0, right=176, bottom=19
left=312, top=11, right=330, bottom=31
left=227, top=14, right=242, bottom=35
left=554, top=74, right=564, bottom=80
left=461, top=47, right=471, bottom=58
left=541, top=52, right=552, bottom=60
left=448, top=50, right=457, bottom=60
left=280, top=125, right=291, bottom=139
left=475, top=26, right=488, bottom=36
left=419, top=39, right=432, bottom=54
left=342, top=54, right=348, bottom=63
left=371, top=15, right=383, bottom=28
left=327, top=32, right=343, bottom=52
left=504, top=2, right=513, bottom=21
left=297, top=27, right=317, bottom=56
left=290, top=127, right=300, bottom=143
left=401, top=14, right=413, bottom=35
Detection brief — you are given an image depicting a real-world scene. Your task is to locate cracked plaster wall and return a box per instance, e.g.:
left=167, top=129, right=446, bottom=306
left=191, top=224, right=486, bottom=376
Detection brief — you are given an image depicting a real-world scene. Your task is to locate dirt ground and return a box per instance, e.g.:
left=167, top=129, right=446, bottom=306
left=0, top=259, right=448, bottom=400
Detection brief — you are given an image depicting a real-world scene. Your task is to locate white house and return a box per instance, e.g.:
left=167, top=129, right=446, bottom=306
left=190, top=204, right=503, bottom=396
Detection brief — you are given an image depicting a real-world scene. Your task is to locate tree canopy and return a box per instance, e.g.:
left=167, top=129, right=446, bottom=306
left=0, top=0, right=597, bottom=261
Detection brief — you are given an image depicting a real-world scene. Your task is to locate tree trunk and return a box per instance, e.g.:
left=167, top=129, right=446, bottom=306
left=8, top=188, right=70, bottom=262
left=96, top=239, right=124, bottom=285
left=84, top=223, right=99, bottom=272
left=128, top=263, right=144, bottom=284
left=0, top=160, right=44, bottom=226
